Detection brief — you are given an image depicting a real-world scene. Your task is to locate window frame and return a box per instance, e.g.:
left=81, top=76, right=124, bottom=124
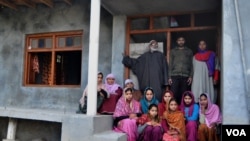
left=23, top=30, right=83, bottom=87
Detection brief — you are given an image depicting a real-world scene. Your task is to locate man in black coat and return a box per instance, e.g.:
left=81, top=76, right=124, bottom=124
left=122, top=40, right=168, bottom=101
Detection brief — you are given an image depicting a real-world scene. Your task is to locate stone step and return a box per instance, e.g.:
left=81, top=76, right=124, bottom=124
left=0, top=107, right=117, bottom=141
left=92, top=130, right=127, bottom=141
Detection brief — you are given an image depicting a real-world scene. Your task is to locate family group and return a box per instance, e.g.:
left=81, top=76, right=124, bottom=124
left=76, top=36, right=222, bottom=141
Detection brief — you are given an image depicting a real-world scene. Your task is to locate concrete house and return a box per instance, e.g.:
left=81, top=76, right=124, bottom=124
left=0, top=0, right=249, bottom=141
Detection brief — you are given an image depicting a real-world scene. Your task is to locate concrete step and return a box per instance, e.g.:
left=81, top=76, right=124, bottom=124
left=0, top=107, right=121, bottom=141
left=92, top=130, right=127, bottom=141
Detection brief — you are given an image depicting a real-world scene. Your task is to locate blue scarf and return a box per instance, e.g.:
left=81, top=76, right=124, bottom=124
left=140, top=87, right=159, bottom=113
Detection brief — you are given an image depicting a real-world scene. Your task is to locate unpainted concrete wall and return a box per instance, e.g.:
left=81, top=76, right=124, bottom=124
left=222, top=0, right=250, bottom=124
left=0, top=0, right=113, bottom=113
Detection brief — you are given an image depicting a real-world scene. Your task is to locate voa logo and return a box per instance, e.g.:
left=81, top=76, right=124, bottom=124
left=226, top=129, right=246, bottom=136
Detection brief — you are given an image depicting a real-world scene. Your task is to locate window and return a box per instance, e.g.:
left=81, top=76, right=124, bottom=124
left=24, top=30, right=83, bottom=86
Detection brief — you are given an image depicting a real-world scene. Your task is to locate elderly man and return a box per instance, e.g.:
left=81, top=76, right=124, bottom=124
left=122, top=40, right=168, bottom=102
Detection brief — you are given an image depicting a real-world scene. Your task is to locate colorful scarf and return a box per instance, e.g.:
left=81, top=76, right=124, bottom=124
left=179, top=91, right=195, bottom=117
left=199, top=93, right=222, bottom=128
left=194, top=49, right=215, bottom=76
left=158, top=90, right=174, bottom=116
left=163, top=109, right=186, bottom=141
left=140, top=87, right=159, bottom=113
left=105, top=73, right=120, bottom=94
left=113, top=88, right=141, bottom=117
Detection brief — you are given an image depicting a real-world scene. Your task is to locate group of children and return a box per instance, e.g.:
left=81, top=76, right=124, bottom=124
left=77, top=73, right=222, bottom=141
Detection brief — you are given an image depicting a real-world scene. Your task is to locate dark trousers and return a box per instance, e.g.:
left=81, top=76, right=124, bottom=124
left=77, top=95, right=104, bottom=114
left=171, top=76, right=191, bottom=105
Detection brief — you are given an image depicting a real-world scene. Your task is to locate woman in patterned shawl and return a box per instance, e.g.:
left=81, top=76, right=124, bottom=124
left=162, top=98, right=186, bottom=141
left=113, top=87, right=141, bottom=141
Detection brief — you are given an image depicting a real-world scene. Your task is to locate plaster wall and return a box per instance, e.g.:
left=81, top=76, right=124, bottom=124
left=0, top=0, right=113, bottom=112
left=222, top=0, right=250, bottom=124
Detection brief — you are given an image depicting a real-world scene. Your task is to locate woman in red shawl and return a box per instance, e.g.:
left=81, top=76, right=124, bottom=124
left=98, top=73, right=123, bottom=114
left=198, top=93, right=222, bottom=141
left=158, top=90, right=174, bottom=118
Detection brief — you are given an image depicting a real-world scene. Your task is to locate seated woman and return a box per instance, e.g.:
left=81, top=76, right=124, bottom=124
left=124, top=79, right=142, bottom=101
left=140, top=87, right=159, bottom=114
left=137, top=103, right=163, bottom=141
left=98, top=73, right=123, bottom=114
left=179, top=91, right=199, bottom=141
left=113, top=87, right=141, bottom=141
left=158, top=90, right=174, bottom=118
left=76, top=72, right=108, bottom=114
left=162, top=98, right=186, bottom=141
left=198, top=93, right=222, bottom=141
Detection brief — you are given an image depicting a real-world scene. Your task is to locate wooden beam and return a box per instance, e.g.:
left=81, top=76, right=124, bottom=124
left=63, top=0, right=72, bottom=5
left=130, top=26, right=217, bottom=34
left=0, top=0, right=18, bottom=10
left=16, top=0, right=36, bottom=9
left=39, top=0, right=53, bottom=8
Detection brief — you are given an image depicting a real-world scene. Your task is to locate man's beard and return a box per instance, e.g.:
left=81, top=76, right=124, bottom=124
left=177, top=43, right=184, bottom=47
left=150, top=47, right=158, bottom=52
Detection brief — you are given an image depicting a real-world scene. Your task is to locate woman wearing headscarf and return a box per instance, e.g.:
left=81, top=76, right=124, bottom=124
left=198, top=93, right=222, bottom=141
left=98, top=73, right=123, bottom=114
left=124, top=79, right=143, bottom=101
left=179, top=91, right=199, bottom=141
left=191, top=40, right=220, bottom=103
left=77, top=72, right=108, bottom=114
left=162, top=98, right=186, bottom=141
left=113, top=87, right=141, bottom=141
left=158, top=90, right=174, bottom=118
left=140, top=87, right=159, bottom=114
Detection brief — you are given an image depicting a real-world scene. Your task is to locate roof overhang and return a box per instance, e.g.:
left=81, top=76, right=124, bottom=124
left=101, top=0, right=221, bottom=16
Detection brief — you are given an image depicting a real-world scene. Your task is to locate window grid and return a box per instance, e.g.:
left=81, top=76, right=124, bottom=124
left=24, top=30, right=83, bottom=87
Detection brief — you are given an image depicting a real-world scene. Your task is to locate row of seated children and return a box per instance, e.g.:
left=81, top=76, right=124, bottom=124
left=113, top=87, right=222, bottom=141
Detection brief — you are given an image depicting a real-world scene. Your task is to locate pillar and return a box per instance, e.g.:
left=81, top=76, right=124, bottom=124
left=87, top=0, right=101, bottom=115
left=3, top=118, right=18, bottom=141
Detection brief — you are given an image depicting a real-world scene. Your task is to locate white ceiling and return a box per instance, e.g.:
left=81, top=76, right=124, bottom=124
left=101, top=0, right=221, bottom=16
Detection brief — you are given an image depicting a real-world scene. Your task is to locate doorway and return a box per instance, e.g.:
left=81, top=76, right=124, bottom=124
left=124, top=10, right=221, bottom=105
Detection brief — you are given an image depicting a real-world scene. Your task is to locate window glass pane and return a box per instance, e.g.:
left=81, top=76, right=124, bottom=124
left=55, top=51, right=82, bottom=85
left=131, top=18, right=150, bottom=30
left=58, top=37, right=65, bottom=47
left=31, top=39, right=38, bottom=48
left=74, top=36, right=81, bottom=46
left=169, top=15, right=190, bottom=28
left=66, top=37, right=73, bottom=47
left=195, top=12, right=217, bottom=26
left=38, top=39, right=45, bottom=48
left=154, top=16, right=170, bottom=29
left=45, top=38, right=52, bottom=48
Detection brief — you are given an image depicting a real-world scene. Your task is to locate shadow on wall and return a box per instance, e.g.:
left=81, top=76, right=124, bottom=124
left=14, top=118, right=61, bottom=141
left=0, top=117, right=8, bottom=140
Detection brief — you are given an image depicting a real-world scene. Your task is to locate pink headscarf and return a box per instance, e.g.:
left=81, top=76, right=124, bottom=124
left=105, top=73, right=121, bottom=94
left=113, top=87, right=141, bottom=117
left=199, top=93, right=222, bottom=128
